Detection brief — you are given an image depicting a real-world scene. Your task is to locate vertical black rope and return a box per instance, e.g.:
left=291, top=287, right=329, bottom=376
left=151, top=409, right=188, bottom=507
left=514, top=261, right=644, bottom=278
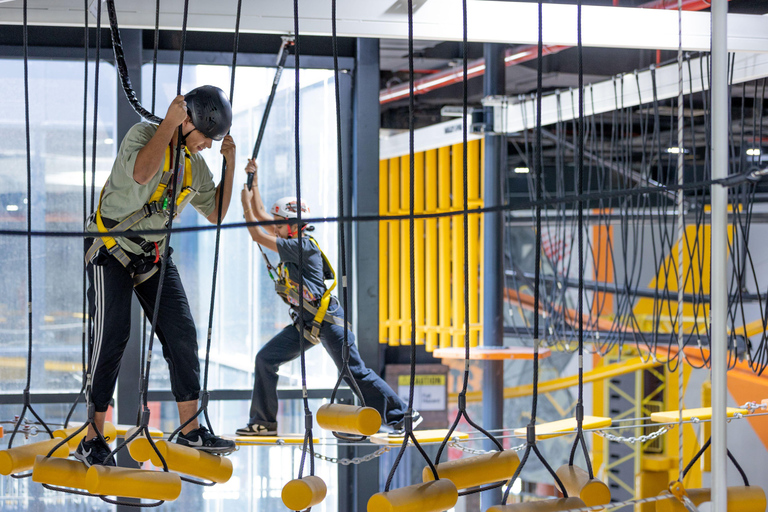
left=10, top=0, right=54, bottom=452
left=384, top=0, right=441, bottom=492
left=67, top=0, right=91, bottom=430
left=434, top=0, right=503, bottom=471
left=568, top=0, right=594, bottom=479
left=292, top=0, right=316, bottom=481
left=151, top=0, right=160, bottom=113
left=502, top=2, right=567, bottom=502
left=141, top=0, right=161, bottom=404
left=90, top=1, right=101, bottom=214
left=196, top=0, right=243, bottom=436
left=141, top=0, right=190, bottom=408
left=327, top=0, right=367, bottom=421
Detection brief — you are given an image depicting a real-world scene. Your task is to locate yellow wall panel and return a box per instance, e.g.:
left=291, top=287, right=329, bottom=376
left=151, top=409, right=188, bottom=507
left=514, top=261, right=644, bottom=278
left=414, top=151, right=426, bottom=345
left=425, top=150, right=439, bottom=351
left=380, top=139, right=485, bottom=351
left=379, top=159, right=389, bottom=344
left=400, top=155, right=411, bottom=346
left=438, top=146, right=452, bottom=349
left=387, top=157, right=400, bottom=346
left=451, top=143, right=466, bottom=348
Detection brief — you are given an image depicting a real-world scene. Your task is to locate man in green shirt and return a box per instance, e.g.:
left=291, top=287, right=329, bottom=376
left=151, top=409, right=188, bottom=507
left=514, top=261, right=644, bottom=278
left=79, top=85, right=237, bottom=466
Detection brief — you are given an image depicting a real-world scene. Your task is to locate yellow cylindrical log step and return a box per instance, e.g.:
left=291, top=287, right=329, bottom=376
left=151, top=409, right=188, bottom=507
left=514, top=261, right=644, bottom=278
left=86, top=465, right=182, bottom=501
left=656, top=486, right=766, bottom=512
left=368, top=479, right=458, bottom=512
left=53, top=422, right=117, bottom=450
left=282, top=475, right=327, bottom=511
left=0, top=438, right=70, bottom=475
left=32, top=455, right=89, bottom=489
left=555, top=465, right=611, bottom=507
left=487, top=497, right=587, bottom=512
left=128, top=438, right=232, bottom=483
left=422, top=450, right=520, bottom=491
left=316, top=404, right=382, bottom=437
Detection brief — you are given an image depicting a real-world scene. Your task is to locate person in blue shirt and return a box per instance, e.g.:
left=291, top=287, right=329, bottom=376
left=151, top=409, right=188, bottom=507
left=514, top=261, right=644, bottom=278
left=237, top=159, right=420, bottom=436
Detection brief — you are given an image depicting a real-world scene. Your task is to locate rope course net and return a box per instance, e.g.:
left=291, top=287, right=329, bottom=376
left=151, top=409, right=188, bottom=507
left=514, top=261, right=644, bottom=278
left=4, top=0, right=768, bottom=510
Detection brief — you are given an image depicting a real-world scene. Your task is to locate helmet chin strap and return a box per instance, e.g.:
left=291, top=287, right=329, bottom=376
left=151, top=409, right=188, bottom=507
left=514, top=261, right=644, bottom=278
left=179, top=126, right=198, bottom=148
left=287, top=224, right=308, bottom=238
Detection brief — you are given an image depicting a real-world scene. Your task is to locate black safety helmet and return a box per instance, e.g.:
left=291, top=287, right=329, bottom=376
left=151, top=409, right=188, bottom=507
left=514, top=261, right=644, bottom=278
left=184, top=85, right=232, bottom=141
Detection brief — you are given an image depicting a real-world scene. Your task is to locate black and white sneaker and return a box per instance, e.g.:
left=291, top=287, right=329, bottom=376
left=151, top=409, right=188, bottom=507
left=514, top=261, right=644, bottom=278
left=235, top=424, right=278, bottom=436
left=389, top=410, right=424, bottom=436
left=176, top=426, right=236, bottom=455
left=74, top=437, right=116, bottom=467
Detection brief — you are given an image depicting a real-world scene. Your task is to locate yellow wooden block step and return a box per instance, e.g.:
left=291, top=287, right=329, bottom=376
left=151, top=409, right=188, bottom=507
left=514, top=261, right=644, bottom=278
left=370, top=429, right=469, bottom=446
left=513, top=417, right=612, bottom=440
left=650, top=407, right=748, bottom=423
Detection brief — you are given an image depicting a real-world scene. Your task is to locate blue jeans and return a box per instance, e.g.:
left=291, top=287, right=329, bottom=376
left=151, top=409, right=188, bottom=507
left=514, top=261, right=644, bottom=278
left=247, top=302, right=407, bottom=430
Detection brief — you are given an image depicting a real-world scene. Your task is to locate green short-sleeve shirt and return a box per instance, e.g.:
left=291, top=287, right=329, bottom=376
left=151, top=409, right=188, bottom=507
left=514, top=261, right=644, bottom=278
left=86, top=122, right=216, bottom=255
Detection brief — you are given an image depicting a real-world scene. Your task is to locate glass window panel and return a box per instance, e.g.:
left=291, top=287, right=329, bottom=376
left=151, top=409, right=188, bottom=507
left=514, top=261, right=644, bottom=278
left=140, top=63, right=340, bottom=393
left=0, top=58, right=116, bottom=394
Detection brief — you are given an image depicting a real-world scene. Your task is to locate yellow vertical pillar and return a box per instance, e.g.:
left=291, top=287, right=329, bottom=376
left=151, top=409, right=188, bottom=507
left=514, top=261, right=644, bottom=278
left=414, top=151, right=425, bottom=345
left=438, top=146, right=452, bottom=349
left=451, top=143, right=466, bottom=348
left=379, top=159, right=389, bottom=344
left=400, top=155, right=412, bottom=346
left=425, top=150, right=439, bottom=351
left=468, top=139, right=481, bottom=347
left=387, top=157, right=401, bottom=346
left=478, top=139, right=485, bottom=347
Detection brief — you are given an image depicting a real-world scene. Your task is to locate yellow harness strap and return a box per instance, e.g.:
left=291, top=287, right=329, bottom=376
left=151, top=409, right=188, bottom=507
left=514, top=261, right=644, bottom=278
left=86, top=144, right=194, bottom=285
left=273, top=236, right=344, bottom=344
left=309, top=237, right=336, bottom=329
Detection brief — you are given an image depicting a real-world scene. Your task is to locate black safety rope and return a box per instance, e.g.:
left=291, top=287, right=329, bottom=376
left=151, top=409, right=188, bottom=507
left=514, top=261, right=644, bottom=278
left=681, top=436, right=749, bottom=487
left=433, top=0, right=505, bottom=497
left=384, top=0, right=441, bottom=490
left=169, top=0, right=244, bottom=447
left=292, top=0, right=317, bottom=487
left=65, top=0, right=91, bottom=430
left=7, top=0, right=55, bottom=463
left=325, top=0, right=369, bottom=444
left=502, top=3, right=568, bottom=502
left=247, top=37, right=293, bottom=191
left=105, top=0, right=162, bottom=124
left=568, top=0, right=594, bottom=479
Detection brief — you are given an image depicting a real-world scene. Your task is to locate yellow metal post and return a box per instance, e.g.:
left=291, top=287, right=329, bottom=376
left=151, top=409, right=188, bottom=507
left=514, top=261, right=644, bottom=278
left=388, top=157, right=401, bottom=346
left=415, top=151, right=425, bottom=345
left=425, top=149, right=439, bottom=351
left=379, top=159, right=389, bottom=344
left=400, top=155, right=411, bottom=346
left=468, top=139, right=481, bottom=347
left=451, top=143, right=466, bottom=348
left=438, top=146, right=452, bottom=349
left=479, top=139, right=485, bottom=346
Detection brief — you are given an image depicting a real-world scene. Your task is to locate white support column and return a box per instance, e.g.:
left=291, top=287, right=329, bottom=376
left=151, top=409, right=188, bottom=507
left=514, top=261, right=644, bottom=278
left=710, top=0, right=728, bottom=510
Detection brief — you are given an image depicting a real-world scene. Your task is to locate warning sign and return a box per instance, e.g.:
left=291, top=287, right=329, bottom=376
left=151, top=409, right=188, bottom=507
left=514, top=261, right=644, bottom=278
left=397, top=375, right=446, bottom=411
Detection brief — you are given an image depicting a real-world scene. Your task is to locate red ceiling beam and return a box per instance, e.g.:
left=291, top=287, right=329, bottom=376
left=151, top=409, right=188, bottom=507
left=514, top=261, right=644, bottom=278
left=379, top=0, right=725, bottom=105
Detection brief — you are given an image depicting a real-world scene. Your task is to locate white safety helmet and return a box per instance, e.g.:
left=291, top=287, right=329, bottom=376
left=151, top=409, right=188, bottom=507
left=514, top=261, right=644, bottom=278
left=271, top=196, right=310, bottom=219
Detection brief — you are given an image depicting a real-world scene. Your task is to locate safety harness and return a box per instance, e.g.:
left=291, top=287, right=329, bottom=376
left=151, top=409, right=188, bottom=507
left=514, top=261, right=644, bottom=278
left=263, top=236, right=349, bottom=344
left=85, top=144, right=197, bottom=286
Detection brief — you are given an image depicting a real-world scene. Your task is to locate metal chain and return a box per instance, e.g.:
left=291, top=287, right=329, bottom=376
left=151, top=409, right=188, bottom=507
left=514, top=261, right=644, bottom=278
left=447, top=441, right=527, bottom=455
left=306, top=446, right=391, bottom=465
left=595, top=425, right=670, bottom=445
left=556, top=493, right=675, bottom=512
